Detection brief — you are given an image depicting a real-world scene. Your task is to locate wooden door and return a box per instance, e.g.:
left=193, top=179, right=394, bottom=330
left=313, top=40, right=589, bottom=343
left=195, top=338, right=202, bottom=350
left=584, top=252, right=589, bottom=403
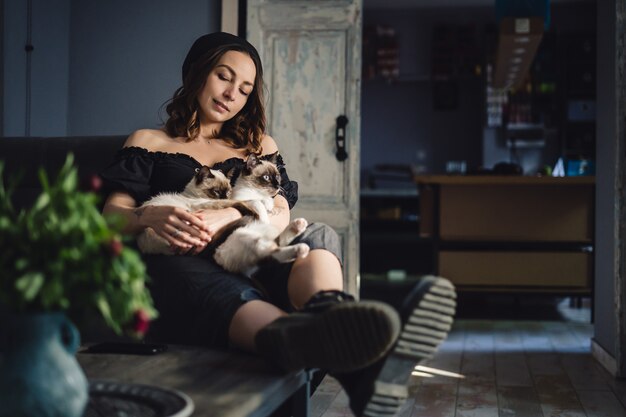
left=247, top=0, right=362, bottom=295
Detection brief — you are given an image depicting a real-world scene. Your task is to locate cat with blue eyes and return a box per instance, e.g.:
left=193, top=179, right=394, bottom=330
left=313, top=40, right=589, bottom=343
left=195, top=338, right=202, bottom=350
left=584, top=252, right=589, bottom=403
left=137, top=152, right=310, bottom=275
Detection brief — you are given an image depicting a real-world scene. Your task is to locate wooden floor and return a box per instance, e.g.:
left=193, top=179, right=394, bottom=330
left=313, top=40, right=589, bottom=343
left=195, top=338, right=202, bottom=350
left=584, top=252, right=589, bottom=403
left=310, top=298, right=626, bottom=417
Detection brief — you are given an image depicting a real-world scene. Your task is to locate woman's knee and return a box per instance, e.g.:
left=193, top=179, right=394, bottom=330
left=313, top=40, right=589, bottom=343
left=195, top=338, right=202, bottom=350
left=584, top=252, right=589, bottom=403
left=298, top=222, right=342, bottom=264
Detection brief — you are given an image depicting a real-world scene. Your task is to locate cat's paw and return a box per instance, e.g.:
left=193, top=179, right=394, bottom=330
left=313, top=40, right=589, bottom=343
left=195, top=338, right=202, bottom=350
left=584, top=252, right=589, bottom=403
left=294, top=243, right=310, bottom=259
left=257, top=211, right=270, bottom=224
left=290, top=218, right=308, bottom=235
left=261, top=197, right=274, bottom=212
left=249, top=200, right=269, bottom=220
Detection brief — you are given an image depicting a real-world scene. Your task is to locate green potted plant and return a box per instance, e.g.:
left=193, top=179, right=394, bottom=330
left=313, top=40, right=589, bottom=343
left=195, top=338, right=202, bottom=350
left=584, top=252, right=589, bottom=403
left=0, top=154, right=157, bottom=417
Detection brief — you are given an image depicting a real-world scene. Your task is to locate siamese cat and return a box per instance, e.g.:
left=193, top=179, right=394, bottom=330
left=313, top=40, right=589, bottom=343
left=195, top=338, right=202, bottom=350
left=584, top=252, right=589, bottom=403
left=137, top=152, right=309, bottom=275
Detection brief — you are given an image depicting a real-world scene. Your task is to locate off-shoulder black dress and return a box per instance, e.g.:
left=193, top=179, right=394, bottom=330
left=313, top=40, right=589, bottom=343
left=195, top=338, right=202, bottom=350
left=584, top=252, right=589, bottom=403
left=100, top=146, right=341, bottom=347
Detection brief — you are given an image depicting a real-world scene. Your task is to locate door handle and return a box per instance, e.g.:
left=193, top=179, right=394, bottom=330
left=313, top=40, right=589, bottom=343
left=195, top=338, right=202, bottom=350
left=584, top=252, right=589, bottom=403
left=335, top=115, right=349, bottom=161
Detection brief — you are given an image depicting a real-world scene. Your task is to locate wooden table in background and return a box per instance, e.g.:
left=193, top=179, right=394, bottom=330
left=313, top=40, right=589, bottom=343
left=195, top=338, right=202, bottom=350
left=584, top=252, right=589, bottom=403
left=415, top=175, right=595, bottom=294
left=78, top=345, right=310, bottom=417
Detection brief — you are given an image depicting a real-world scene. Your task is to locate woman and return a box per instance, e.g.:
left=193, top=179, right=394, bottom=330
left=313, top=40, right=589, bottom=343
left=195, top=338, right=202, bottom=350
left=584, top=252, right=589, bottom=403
left=100, top=32, right=456, bottom=417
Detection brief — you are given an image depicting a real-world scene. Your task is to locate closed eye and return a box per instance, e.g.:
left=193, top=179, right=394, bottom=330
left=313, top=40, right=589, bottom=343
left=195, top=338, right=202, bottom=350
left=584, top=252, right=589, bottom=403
left=218, top=73, right=249, bottom=96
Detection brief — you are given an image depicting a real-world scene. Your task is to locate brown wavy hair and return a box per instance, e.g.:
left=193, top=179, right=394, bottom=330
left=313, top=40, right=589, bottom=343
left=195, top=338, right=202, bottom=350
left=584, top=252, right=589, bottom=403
left=164, top=44, right=266, bottom=155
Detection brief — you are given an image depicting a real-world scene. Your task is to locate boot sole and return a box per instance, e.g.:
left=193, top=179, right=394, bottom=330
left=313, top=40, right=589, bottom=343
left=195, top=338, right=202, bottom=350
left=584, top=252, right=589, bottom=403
left=360, top=276, right=457, bottom=417
left=255, top=301, right=401, bottom=373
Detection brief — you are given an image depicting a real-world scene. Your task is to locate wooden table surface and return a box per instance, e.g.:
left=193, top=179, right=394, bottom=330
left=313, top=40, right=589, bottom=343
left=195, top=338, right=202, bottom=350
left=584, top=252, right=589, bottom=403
left=413, top=174, right=595, bottom=185
left=77, top=345, right=308, bottom=417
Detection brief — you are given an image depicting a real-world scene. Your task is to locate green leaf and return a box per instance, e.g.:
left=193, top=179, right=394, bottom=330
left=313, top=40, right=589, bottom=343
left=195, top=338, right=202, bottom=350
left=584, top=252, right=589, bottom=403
left=15, top=272, right=45, bottom=301
left=15, top=258, right=29, bottom=271
left=37, top=167, right=50, bottom=192
left=60, top=153, right=75, bottom=175
left=40, top=279, right=64, bottom=309
left=32, top=191, right=51, bottom=212
left=60, top=167, right=78, bottom=193
left=95, top=294, right=121, bottom=334
left=0, top=216, right=12, bottom=229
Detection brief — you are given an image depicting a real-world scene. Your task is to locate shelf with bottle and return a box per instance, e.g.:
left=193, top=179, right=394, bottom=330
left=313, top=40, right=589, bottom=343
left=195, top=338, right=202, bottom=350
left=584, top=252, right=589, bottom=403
left=486, top=30, right=559, bottom=131
left=486, top=70, right=556, bottom=129
left=505, top=80, right=555, bottom=126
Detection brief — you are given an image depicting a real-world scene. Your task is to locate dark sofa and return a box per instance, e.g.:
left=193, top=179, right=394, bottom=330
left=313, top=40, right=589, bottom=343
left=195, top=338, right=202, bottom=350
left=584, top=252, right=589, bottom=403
left=0, top=135, right=127, bottom=209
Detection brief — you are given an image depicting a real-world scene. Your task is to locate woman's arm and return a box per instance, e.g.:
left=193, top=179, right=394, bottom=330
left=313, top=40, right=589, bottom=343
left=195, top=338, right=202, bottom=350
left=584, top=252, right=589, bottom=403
left=261, top=134, right=291, bottom=231
left=261, top=135, right=290, bottom=230
left=103, top=192, right=210, bottom=250
left=268, top=194, right=290, bottom=231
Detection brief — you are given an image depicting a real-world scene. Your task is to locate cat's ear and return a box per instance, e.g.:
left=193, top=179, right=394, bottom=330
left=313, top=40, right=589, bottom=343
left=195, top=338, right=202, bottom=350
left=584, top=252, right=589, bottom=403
left=265, top=151, right=280, bottom=165
left=222, top=165, right=236, bottom=179
left=244, top=153, right=260, bottom=173
left=195, top=166, right=213, bottom=185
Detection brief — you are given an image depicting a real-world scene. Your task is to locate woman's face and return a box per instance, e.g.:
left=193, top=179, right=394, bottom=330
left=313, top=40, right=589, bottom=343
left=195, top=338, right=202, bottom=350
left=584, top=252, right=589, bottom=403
left=197, top=50, right=256, bottom=124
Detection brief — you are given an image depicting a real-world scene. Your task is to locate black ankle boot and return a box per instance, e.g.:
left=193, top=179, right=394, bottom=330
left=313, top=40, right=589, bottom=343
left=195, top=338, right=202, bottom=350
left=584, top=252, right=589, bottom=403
left=302, top=290, right=355, bottom=312
left=255, top=291, right=400, bottom=373
left=333, top=276, right=457, bottom=417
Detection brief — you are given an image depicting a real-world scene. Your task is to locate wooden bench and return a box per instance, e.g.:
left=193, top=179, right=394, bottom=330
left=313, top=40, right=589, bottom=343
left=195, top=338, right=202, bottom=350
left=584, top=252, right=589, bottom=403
left=78, top=345, right=311, bottom=417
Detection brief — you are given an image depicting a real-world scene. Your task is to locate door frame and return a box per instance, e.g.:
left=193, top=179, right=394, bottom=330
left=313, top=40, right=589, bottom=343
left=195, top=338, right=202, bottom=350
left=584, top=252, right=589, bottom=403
left=615, top=0, right=626, bottom=378
left=591, top=0, right=626, bottom=379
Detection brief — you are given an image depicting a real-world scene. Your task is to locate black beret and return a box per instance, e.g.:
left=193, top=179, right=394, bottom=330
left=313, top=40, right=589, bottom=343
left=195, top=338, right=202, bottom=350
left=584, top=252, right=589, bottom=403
left=182, top=32, right=261, bottom=83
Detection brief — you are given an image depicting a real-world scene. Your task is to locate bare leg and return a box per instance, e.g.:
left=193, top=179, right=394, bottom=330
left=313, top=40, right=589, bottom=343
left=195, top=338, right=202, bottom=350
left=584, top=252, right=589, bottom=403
left=229, top=249, right=342, bottom=351
left=287, top=249, right=343, bottom=310
left=228, top=300, right=287, bottom=351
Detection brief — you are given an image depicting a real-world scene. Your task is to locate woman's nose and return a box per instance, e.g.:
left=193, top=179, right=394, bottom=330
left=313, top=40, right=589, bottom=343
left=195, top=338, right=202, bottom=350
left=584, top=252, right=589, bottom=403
left=223, top=87, right=235, bottom=101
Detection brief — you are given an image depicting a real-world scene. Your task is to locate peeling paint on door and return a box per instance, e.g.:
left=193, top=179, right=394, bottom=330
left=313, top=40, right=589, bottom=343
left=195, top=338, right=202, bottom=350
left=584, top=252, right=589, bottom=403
left=248, top=0, right=362, bottom=294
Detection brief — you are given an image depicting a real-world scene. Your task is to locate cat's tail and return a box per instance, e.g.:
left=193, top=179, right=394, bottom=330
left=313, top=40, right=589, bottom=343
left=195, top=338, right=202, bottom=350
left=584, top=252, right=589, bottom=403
left=230, top=201, right=261, bottom=219
left=198, top=216, right=257, bottom=258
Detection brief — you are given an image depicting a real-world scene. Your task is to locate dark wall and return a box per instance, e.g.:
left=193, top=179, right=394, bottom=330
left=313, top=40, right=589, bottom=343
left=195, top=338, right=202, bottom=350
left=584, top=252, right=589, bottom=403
left=2, top=0, right=221, bottom=137
left=361, top=7, right=492, bottom=179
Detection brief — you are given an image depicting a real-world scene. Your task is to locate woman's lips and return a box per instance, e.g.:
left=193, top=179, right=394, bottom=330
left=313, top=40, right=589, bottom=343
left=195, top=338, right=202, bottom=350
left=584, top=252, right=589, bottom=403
left=213, top=99, right=229, bottom=112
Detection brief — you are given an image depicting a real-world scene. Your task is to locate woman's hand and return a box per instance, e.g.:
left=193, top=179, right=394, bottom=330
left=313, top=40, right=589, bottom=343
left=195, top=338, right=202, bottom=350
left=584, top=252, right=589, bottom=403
left=185, top=207, right=242, bottom=255
left=134, top=205, right=210, bottom=253
left=194, top=207, right=242, bottom=236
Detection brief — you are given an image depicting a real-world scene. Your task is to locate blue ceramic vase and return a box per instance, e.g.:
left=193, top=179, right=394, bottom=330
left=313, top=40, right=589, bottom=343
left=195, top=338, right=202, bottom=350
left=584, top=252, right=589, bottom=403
left=0, top=312, right=88, bottom=417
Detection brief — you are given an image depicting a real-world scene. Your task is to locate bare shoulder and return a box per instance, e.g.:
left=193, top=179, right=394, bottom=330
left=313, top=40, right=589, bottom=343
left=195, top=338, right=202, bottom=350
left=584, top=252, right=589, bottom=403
left=260, top=134, right=279, bottom=155
left=123, top=129, right=171, bottom=150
